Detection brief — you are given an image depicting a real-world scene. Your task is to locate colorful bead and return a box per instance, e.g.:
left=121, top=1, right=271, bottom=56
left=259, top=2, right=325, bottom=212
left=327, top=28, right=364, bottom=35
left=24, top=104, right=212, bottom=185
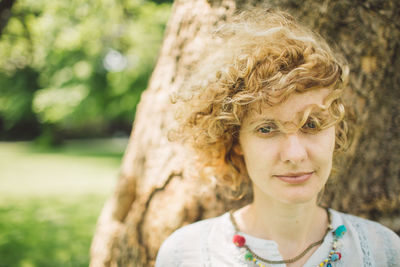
left=233, top=234, right=246, bottom=247
left=331, top=254, right=339, bottom=261
left=336, top=252, right=342, bottom=260
left=334, top=225, right=347, bottom=238
left=327, top=263, right=332, bottom=267
left=244, top=251, right=253, bottom=261
left=319, top=262, right=324, bottom=266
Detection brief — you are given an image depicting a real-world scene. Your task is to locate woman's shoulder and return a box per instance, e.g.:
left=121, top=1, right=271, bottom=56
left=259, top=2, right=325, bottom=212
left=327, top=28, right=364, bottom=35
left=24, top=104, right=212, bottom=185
left=161, top=212, right=229, bottom=243
left=332, top=209, right=399, bottom=239
left=331, top=209, right=400, bottom=264
left=155, top=212, right=230, bottom=267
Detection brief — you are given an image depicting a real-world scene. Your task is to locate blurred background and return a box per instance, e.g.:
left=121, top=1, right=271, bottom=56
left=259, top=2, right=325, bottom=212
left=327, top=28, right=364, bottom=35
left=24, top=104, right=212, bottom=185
left=0, top=0, right=172, bottom=266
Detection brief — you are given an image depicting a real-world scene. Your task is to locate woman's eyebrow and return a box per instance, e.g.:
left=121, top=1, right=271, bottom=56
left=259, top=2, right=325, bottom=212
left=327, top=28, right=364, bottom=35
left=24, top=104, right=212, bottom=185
left=246, top=106, right=331, bottom=126
left=247, top=118, right=276, bottom=126
left=308, top=109, right=331, bottom=118
left=299, top=106, right=330, bottom=117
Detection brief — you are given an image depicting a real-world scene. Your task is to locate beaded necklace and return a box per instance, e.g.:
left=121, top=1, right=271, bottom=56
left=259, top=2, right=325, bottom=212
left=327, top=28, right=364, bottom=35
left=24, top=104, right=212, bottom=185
left=229, top=208, right=347, bottom=267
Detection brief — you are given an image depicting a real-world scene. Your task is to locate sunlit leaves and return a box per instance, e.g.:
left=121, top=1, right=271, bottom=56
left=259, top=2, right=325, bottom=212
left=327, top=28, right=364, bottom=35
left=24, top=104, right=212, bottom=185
left=33, top=85, right=89, bottom=123
left=0, top=0, right=171, bottom=140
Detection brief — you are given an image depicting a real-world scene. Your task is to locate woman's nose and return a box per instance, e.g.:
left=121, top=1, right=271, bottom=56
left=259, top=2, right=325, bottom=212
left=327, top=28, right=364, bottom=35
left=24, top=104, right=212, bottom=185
left=279, top=133, right=308, bottom=164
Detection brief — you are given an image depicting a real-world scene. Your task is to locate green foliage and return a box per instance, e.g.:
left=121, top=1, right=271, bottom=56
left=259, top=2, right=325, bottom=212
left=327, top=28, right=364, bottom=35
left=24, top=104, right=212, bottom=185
left=0, top=0, right=171, bottom=141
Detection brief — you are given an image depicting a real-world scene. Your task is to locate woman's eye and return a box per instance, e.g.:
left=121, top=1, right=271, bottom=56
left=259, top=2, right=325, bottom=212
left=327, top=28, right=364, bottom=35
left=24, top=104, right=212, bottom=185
left=305, top=120, right=316, bottom=129
left=302, top=118, right=319, bottom=132
left=257, top=125, right=276, bottom=134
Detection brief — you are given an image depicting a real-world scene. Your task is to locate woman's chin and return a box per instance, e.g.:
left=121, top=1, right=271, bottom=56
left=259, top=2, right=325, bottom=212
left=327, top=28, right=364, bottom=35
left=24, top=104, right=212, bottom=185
left=269, top=187, right=321, bottom=205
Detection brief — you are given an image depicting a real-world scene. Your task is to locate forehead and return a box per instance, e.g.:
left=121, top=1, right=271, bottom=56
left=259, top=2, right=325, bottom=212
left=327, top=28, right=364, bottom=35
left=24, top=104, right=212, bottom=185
left=244, top=89, right=331, bottom=124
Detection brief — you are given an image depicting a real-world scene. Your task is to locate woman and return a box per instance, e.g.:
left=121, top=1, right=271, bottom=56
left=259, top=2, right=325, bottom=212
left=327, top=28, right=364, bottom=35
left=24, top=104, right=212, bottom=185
left=155, top=9, right=400, bottom=267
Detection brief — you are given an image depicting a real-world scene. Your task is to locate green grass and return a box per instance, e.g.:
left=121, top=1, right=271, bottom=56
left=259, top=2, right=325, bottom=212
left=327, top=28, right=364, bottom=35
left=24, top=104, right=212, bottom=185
left=0, top=196, right=105, bottom=267
left=0, top=139, right=126, bottom=267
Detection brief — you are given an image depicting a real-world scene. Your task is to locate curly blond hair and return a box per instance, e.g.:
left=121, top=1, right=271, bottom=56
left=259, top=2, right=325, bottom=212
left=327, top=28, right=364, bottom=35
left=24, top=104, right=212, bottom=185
left=172, top=8, right=349, bottom=199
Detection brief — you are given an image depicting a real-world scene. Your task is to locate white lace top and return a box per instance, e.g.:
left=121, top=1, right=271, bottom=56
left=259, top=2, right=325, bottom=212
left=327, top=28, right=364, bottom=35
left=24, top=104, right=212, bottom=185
left=155, top=209, right=400, bottom=267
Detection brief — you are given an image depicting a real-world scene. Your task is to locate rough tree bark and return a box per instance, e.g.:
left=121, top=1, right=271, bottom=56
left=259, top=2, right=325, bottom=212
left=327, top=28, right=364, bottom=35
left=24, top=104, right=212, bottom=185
left=90, top=0, right=400, bottom=266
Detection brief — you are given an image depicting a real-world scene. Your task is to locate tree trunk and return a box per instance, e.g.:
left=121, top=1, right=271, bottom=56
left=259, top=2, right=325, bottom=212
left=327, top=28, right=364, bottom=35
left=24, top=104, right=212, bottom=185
left=90, top=0, right=400, bottom=266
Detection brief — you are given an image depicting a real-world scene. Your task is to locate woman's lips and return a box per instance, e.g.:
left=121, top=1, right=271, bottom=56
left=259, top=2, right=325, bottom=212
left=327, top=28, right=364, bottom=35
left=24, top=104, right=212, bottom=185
left=274, top=172, right=314, bottom=184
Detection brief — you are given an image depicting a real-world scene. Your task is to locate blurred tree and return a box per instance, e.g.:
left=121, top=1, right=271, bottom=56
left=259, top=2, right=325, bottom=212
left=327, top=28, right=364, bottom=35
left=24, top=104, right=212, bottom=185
left=0, top=0, right=16, bottom=35
left=89, top=0, right=400, bottom=266
left=0, top=0, right=171, bottom=142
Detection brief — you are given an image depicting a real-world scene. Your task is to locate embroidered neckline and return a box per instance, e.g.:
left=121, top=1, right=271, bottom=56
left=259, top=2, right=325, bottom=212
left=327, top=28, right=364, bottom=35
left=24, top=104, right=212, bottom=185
left=229, top=208, right=347, bottom=266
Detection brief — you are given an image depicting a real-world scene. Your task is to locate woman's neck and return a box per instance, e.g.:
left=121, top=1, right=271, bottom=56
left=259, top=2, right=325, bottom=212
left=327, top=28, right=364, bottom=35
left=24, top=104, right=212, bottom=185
left=234, top=190, right=328, bottom=259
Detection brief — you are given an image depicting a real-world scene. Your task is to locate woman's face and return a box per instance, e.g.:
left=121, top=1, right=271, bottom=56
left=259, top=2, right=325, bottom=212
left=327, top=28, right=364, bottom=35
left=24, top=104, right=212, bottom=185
left=236, top=89, right=335, bottom=205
